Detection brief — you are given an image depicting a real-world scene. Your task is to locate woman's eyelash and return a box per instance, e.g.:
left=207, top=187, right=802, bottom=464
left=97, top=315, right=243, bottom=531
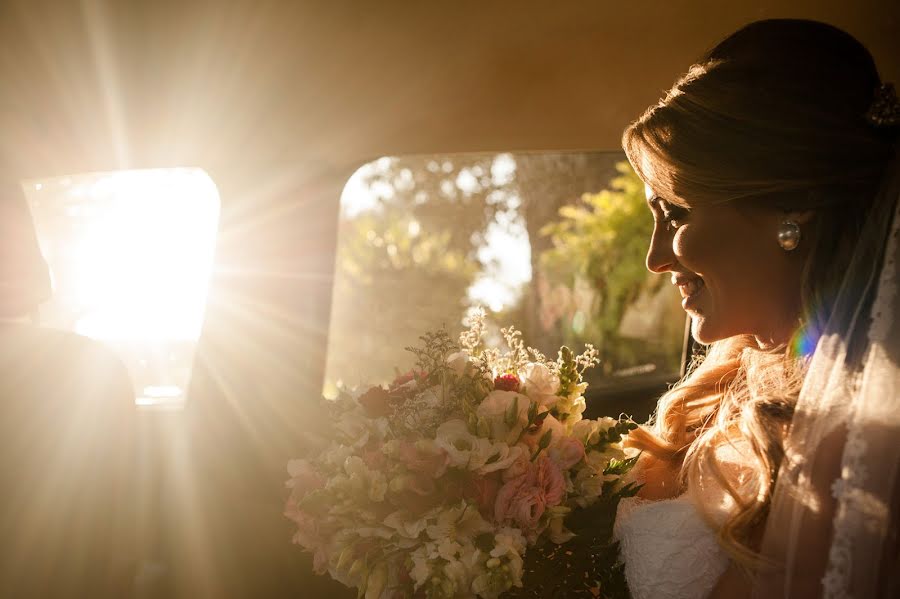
left=651, top=198, right=688, bottom=229
left=662, top=208, right=687, bottom=225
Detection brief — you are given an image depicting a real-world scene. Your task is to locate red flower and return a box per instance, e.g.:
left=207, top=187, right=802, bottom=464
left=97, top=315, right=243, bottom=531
left=358, top=386, right=393, bottom=418
left=391, top=369, right=428, bottom=389
left=494, top=373, right=521, bottom=393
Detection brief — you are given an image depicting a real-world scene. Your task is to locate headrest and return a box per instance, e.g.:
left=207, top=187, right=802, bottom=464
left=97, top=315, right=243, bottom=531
left=0, top=181, right=51, bottom=317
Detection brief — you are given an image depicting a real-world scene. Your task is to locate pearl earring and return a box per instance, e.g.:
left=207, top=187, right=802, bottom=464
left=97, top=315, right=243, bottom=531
left=777, top=220, right=801, bottom=251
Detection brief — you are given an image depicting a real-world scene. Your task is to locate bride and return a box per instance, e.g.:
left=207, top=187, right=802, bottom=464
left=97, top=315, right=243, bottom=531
left=613, top=19, right=899, bottom=599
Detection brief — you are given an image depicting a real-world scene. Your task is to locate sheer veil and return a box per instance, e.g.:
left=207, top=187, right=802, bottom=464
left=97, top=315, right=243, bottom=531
left=754, top=149, right=900, bottom=598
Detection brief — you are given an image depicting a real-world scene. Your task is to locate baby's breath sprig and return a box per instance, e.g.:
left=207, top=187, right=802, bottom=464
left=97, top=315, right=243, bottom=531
left=404, top=328, right=458, bottom=378
left=498, top=326, right=529, bottom=374
left=575, top=344, right=601, bottom=374
left=459, top=308, right=487, bottom=353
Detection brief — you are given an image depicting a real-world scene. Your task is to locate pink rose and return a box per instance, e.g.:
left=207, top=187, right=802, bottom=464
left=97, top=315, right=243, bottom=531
left=396, top=441, right=449, bottom=478
left=494, top=456, right=565, bottom=528
left=494, top=472, right=545, bottom=529
left=502, top=451, right=531, bottom=482
left=535, top=455, right=565, bottom=506
left=548, top=436, right=586, bottom=470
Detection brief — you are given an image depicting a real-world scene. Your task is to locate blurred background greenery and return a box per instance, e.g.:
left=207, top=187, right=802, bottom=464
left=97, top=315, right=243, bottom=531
left=324, top=153, right=683, bottom=396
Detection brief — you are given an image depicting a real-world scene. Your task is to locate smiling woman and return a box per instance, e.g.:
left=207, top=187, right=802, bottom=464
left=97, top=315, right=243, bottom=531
left=22, top=168, right=220, bottom=407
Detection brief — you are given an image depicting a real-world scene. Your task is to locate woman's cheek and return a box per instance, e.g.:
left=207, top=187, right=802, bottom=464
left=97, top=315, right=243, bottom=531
left=672, top=226, right=696, bottom=265
left=673, top=224, right=717, bottom=273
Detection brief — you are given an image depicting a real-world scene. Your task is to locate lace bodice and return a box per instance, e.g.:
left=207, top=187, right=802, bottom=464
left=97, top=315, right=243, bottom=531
left=613, top=494, right=730, bottom=599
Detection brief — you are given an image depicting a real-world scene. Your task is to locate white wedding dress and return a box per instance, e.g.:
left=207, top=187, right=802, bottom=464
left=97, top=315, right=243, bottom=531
left=614, top=493, right=730, bottom=599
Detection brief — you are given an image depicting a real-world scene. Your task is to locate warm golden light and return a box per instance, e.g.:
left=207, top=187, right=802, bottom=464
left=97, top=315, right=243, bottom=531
left=23, top=168, right=220, bottom=407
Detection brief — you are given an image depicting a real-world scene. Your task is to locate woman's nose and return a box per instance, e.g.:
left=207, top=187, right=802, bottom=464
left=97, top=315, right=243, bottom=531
left=646, top=225, right=677, bottom=273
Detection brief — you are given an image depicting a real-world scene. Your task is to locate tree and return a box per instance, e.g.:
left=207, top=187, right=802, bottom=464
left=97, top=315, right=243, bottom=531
left=324, top=154, right=517, bottom=391
left=537, top=161, right=682, bottom=375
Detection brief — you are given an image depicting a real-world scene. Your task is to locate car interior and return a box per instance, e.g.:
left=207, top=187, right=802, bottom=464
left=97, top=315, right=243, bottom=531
left=0, top=1, right=896, bottom=597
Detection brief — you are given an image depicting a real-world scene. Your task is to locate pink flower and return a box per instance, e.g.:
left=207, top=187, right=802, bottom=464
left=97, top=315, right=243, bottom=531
left=465, top=474, right=501, bottom=518
left=548, top=436, right=586, bottom=470
left=286, top=459, right=324, bottom=501
left=502, top=451, right=531, bottom=482
left=284, top=501, right=324, bottom=559
left=361, top=448, right=387, bottom=470
left=535, top=455, right=566, bottom=506
left=494, top=456, right=565, bottom=528
left=499, top=485, right=545, bottom=529
left=396, top=441, right=449, bottom=478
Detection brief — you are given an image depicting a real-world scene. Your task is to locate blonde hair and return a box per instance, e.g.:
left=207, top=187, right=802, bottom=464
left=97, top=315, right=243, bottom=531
left=622, top=19, right=897, bottom=565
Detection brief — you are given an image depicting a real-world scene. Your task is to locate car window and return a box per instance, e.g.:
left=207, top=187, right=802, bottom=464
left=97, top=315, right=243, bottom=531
left=324, top=152, right=684, bottom=398
left=22, top=168, right=220, bottom=408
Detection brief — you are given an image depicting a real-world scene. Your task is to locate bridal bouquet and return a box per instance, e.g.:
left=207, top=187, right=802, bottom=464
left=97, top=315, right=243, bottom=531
left=285, top=310, right=638, bottom=598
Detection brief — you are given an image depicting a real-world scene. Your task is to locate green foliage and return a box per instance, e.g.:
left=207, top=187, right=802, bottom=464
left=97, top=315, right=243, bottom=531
left=325, top=155, right=516, bottom=391
left=538, top=162, right=656, bottom=371
left=403, top=328, right=459, bottom=377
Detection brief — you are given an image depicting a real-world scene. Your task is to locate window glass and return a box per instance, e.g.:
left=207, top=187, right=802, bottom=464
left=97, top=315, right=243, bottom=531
left=23, top=168, right=220, bottom=408
left=324, top=153, right=683, bottom=397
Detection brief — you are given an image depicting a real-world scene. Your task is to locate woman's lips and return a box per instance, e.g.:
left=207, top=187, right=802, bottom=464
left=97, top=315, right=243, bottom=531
left=676, top=277, right=705, bottom=310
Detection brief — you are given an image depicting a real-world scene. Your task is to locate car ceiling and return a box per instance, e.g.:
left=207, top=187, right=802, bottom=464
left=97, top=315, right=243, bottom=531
left=0, top=0, right=897, bottom=180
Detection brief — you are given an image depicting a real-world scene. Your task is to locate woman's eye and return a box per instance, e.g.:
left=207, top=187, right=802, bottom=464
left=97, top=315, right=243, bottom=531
left=664, top=215, right=683, bottom=230
left=650, top=197, right=689, bottom=231
left=660, top=206, right=688, bottom=231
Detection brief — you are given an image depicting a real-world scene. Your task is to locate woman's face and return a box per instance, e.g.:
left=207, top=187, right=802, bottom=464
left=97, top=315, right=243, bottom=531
left=644, top=184, right=807, bottom=346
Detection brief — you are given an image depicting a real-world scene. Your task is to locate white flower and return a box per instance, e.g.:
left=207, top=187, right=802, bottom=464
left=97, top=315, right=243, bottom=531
left=410, top=547, right=432, bottom=588
left=584, top=446, right=625, bottom=471
left=435, top=419, right=479, bottom=467
left=434, top=419, right=526, bottom=474
left=474, top=443, right=525, bottom=475
left=447, top=350, right=471, bottom=376
left=573, top=463, right=612, bottom=501
left=368, top=471, right=387, bottom=502
left=476, top=390, right=531, bottom=444
left=544, top=505, right=574, bottom=543
left=384, top=509, right=428, bottom=539
left=572, top=417, right=617, bottom=446
left=333, top=411, right=371, bottom=448
left=491, top=527, right=527, bottom=558
left=437, top=537, right=462, bottom=561
left=520, top=363, right=560, bottom=399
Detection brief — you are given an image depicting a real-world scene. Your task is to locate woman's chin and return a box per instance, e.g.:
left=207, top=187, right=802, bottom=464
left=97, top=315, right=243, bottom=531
left=689, top=314, right=726, bottom=345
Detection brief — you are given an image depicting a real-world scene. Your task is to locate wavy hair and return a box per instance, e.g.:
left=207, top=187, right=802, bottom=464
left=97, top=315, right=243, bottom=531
left=621, top=19, right=897, bottom=565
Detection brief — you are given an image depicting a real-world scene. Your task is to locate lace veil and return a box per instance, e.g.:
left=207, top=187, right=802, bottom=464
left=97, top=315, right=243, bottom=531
left=753, top=149, right=900, bottom=597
